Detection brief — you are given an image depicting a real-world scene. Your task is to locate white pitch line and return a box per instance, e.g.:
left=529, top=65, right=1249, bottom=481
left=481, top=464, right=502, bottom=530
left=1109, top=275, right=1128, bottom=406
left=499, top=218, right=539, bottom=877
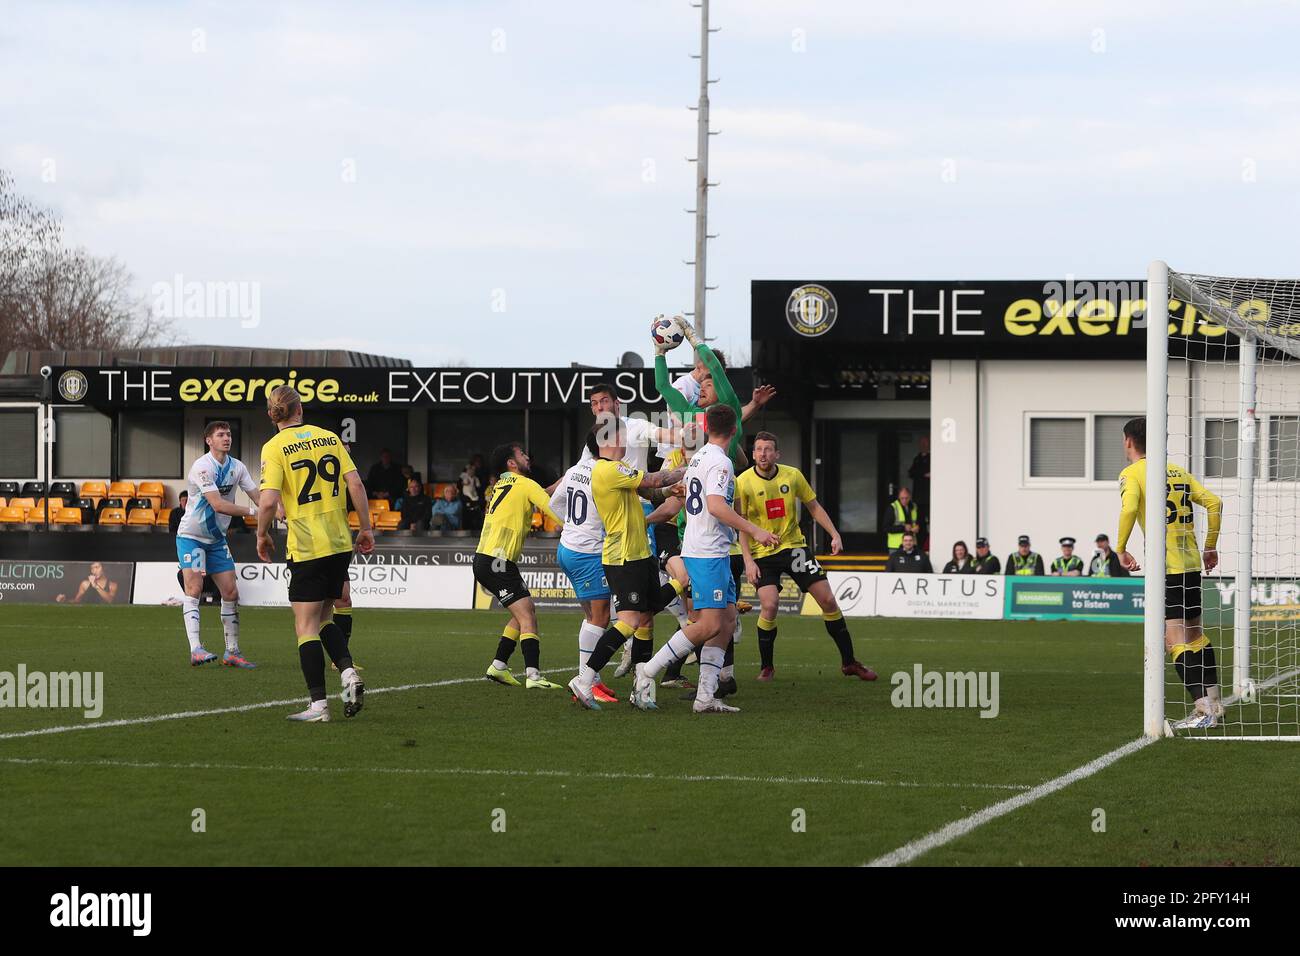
left=0, top=756, right=1032, bottom=792
left=0, top=670, right=560, bottom=741
left=864, top=736, right=1157, bottom=867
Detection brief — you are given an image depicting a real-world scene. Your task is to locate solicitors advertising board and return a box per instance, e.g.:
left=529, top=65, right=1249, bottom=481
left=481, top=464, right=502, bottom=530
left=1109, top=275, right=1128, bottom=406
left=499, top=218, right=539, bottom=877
left=0, top=561, right=136, bottom=605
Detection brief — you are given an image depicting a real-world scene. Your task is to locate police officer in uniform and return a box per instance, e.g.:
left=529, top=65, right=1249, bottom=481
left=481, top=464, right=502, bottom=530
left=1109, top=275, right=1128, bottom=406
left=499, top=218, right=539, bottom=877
left=886, top=531, right=933, bottom=573
left=1006, top=534, right=1044, bottom=576
left=971, top=537, right=1001, bottom=574
left=1050, top=537, right=1085, bottom=576
left=885, top=487, right=921, bottom=553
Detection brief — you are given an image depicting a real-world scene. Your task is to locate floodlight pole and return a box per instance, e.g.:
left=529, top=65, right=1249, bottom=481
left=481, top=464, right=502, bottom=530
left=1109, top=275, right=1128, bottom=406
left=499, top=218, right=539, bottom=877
left=685, top=0, right=719, bottom=339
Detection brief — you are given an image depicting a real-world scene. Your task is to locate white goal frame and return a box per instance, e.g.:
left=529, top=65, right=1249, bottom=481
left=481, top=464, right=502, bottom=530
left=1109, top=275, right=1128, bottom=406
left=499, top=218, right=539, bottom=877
left=1145, top=260, right=1300, bottom=740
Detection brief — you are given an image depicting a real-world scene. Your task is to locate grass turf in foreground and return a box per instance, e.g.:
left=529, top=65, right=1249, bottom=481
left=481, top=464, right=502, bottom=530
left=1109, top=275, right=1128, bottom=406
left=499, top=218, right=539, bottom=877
left=0, top=606, right=1295, bottom=865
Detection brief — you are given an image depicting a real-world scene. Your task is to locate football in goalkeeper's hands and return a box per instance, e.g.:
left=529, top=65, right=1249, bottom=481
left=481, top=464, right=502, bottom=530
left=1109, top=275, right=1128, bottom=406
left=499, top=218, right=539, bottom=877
left=651, top=315, right=685, bottom=352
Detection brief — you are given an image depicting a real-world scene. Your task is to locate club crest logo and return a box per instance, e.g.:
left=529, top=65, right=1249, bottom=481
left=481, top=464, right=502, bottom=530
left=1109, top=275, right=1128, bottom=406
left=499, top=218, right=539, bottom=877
left=785, top=284, right=838, bottom=338
left=57, top=370, right=89, bottom=402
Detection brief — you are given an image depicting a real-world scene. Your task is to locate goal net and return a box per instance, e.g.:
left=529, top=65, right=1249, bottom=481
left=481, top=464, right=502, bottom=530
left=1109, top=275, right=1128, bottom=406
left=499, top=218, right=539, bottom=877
left=1146, top=262, right=1300, bottom=740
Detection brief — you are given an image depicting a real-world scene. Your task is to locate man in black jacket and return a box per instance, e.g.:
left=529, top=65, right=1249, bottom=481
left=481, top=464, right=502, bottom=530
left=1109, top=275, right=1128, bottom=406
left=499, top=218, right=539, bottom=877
left=399, top=478, right=433, bottom=531
left=366, top=448, right=407, bottom=502
left=886, top=532, right=933, bottom=573
left=971, top=537, right=1001, bottom=574
left=168, top=490, right=188, bottom=535
left=1088, top=533, right=1129, bottom=577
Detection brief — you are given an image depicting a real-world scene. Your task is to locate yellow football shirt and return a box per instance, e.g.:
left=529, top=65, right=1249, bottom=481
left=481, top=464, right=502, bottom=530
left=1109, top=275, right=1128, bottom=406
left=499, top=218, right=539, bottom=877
left=476, top=472, right=558, bottom=564
left=1116, top=458, right=1222, bottom=574
left=735, top=464, right=816, bottom=559
left=590, top=458, right=651, bottom=565
left=259, top=424, right=357, bottom=562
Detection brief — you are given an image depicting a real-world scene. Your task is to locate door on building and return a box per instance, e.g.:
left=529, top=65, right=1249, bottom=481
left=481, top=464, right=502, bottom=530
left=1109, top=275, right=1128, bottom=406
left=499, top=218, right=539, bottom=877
left=813, top=419, right=929, bottom=553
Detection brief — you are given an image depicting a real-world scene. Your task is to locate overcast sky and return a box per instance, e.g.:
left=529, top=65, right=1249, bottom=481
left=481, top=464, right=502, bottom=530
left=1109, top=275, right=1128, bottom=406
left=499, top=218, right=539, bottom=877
left=5, top=1, right=1300, bottom=367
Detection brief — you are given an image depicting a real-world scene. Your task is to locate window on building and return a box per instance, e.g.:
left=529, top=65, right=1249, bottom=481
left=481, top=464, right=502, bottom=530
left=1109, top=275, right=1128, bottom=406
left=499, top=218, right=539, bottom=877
left=1268, top=415, right=1300, bottom=481
left=1029, top=417, right=1086, bottom=479
left=1093, top=415, right=1132, bottom=482
left=120, top=412, right=183, bottom=478
left=526, top=411, right=566, bottom=489
left=429, top=411, right=524, bottom=483
left=54, top=408, right=112, bottom=476
left=0, top=408, right=38, bottom=479
left=1204, top=418, right=1239, bottom=480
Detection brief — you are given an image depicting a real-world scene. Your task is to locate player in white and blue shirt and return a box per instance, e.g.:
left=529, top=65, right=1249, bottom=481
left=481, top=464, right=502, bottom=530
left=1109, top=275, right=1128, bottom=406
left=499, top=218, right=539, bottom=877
left=551, top=458, right=617, bottom=696
left=631, top=404, right=779, bottom=713
left=176, top=422, right=264, bottom=668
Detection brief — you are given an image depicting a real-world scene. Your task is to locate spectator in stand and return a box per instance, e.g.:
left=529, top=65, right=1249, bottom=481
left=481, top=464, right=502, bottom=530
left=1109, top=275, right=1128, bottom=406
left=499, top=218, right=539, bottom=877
left=1088, top=533, right=1129, bottom=577
left=431, top=484, right=464, bottom=531
left=943, top=540, right=975, bottom=573
left=908, top=437, right=931, bottom=538
left=399, top=478, right=432, bottom=531
left=886, top=487, right=922, bottom=552
left=886, top=531, right=933, bottom=573
left=460, top=459, right=482, bottom=503
left=366, top=448, right=406, bottom=501
left=400, top=463, right=423, bottom=489
left=169, top=490, right=188, bottom=535
left=971, top=537, right=1001, bottom=574
left=1006, top=535, right=1045, bottom=576
left=1050, top=537, right=1085, bottom=576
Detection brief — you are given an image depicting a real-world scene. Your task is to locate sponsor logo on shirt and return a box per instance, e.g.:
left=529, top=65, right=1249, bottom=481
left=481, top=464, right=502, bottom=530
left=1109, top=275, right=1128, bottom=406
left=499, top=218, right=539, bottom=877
left=765, top=498, right=786, bottom=520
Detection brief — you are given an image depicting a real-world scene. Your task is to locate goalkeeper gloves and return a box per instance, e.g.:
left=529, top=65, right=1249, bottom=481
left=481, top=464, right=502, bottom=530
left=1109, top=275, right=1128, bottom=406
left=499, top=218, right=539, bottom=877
left=677, top=315, right=702, bottom=348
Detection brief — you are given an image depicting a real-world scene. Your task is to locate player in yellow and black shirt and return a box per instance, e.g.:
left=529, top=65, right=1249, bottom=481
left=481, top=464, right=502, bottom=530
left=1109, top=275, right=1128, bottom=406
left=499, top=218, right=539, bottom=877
left=736, top=431, right=877, bottom=683
left=257, top=385, right=372, bottom=723
left=567, top=414, right=688, bottom=709
left=476, top=441, right=564, bottom=691
left=1115, top=417, right=1224, bottom=730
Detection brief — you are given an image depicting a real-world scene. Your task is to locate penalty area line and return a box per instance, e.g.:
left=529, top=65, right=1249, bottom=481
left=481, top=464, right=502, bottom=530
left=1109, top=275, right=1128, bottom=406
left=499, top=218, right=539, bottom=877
left=0, top=756, right=1033, bottom=792
left=864, top=736, right=1157, bottom=867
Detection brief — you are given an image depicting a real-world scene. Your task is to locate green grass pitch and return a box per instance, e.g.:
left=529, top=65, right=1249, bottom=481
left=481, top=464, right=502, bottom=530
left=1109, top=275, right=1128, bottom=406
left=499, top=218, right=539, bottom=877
left=0, top=605, right=1296, bottom=866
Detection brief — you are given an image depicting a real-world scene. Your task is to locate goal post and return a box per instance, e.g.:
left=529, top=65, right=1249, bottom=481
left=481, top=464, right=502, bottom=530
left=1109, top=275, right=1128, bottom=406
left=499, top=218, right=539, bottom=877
left=1146, top=261, right=1300, bottom=740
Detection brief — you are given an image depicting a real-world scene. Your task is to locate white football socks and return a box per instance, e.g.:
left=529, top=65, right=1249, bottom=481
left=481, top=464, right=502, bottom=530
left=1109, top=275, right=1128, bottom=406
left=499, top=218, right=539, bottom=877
left=646, top=631, right=695, bottom=679
left=698, top=646, right=725, bottom=701
left=220, top=599, right=240, bottom=654
left=182, top=596, right=203, bottom=652
left=578, top=621, right=604, bottom=670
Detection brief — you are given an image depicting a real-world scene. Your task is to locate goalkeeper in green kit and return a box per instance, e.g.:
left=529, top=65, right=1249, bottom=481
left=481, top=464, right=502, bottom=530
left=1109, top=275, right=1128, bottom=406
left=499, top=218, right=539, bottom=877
left=646, top=315, right=774, bottom=695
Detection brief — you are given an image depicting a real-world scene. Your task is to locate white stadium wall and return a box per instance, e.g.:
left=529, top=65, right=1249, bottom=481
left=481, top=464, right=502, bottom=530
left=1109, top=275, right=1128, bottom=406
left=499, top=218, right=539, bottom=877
left=931, top=359, right=1145, bottom=567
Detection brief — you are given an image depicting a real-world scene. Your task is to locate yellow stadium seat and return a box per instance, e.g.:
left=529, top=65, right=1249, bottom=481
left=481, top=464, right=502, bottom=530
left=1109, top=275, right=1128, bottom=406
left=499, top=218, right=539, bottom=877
left=0, top=507, right=25, bottom=523
left=0, top=497, right=6, bottom=510
left=54, top=507, right=83, bottom=525
left=434, top=482, right=457, bottom=499
left=348, top=511, right=361, bottom=531
left=80, top=480, right=108, bottom=500
left=138, top=481, right=165, bottom=503
left=424, top=482, right=436, bottom=497
left=243, top=514, right=258, bottom=528
left=98, top=508, right=126, bottom=526
left=376, top=511, right=403, bottom=530
left=155, top=507, right=172, bottom=526
left=35, top=497, right=63, bottom=514
left=530, top=509, right=544, bottom=530
left=8, top=497, right=35, bottom=517
left=109, top=481, right=136, bottom=499
left=543, top=514, right=562, bottom=533
left=369, top=499, right=390, bottom=513
left=127, top=508, right=156, bottom=526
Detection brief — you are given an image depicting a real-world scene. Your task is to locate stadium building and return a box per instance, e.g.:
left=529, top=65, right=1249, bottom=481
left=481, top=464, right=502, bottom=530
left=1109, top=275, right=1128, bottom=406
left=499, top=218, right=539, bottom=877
left=1, top=278, right=1287, bottom=578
